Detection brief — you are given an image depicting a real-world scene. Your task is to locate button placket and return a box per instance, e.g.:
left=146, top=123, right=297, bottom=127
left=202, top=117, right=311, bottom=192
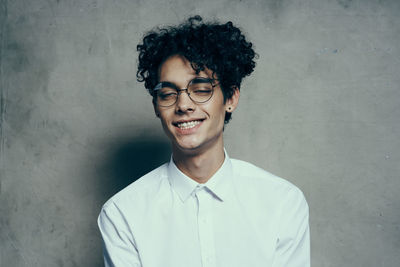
left=196, top=187, right=216, bottom=267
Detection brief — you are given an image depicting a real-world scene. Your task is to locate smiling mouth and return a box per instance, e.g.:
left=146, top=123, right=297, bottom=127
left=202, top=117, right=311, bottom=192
left=174, top=120, right=203, bottom=130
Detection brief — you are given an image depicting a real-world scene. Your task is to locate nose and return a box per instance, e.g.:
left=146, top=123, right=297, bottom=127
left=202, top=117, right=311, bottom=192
left=175, top=89, right=195, bottom=113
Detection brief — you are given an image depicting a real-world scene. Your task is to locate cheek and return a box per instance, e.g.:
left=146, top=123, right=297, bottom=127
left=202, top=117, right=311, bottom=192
left=159, top=115, right=175, bottom=138
left=158, top=111, right=172, bottom=127
left=208, top=102, right=227, bottom=125
left=216, top=94, right=228, bottom=118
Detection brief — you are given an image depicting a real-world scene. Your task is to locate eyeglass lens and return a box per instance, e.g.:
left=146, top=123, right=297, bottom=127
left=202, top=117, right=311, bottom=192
left=156, top=78, right=214, bottom=107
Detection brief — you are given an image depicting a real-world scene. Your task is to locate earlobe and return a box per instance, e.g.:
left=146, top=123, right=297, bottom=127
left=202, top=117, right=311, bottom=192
left=226, top=86, right=240, bottom=112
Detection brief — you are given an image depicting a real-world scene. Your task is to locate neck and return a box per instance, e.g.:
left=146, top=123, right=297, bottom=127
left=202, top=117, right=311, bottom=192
left=172, top=142, right=225, bottom=184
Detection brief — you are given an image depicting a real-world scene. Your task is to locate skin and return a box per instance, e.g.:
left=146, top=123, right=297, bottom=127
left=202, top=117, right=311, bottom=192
left=154, top=55, right=240, bottom=183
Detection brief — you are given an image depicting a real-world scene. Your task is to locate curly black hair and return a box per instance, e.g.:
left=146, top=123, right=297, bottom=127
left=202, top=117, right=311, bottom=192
left=136, top=15, right=257, bottom=123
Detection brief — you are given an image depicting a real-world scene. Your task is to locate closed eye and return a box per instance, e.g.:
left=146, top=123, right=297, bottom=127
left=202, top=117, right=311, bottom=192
left=158, top=92, right=177, bottom=99
left=193, top=89, right=212, bottom=94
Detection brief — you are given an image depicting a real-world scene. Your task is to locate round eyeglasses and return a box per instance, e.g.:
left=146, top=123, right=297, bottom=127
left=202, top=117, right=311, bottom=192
left=153, top=77, right=218, bottom=107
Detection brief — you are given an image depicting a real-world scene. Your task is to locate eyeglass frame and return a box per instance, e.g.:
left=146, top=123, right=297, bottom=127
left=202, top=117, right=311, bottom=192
left=153, top=77, right=219, bottom=107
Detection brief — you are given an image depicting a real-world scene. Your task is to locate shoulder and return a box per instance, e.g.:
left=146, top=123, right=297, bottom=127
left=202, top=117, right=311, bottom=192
left=101, top=163, right=169, bottom=213
left=231, top=159, right=298, bottom=190
left=230, top=158, right=307, bottom=204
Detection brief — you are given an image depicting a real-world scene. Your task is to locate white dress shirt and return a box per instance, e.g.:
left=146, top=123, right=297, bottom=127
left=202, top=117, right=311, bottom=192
left=98, top=152, right=310, bottom=267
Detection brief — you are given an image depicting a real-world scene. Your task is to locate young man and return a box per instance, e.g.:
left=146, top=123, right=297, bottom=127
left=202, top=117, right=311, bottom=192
left=98, top=16, right=310, bottom=267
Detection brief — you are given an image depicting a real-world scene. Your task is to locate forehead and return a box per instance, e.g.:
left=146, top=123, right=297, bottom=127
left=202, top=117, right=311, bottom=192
left=158, top=55, right=214, bottom=84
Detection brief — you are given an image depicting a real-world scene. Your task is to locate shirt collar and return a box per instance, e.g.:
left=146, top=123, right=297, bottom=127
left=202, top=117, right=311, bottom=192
left=167, top=150, right=234, bottom=203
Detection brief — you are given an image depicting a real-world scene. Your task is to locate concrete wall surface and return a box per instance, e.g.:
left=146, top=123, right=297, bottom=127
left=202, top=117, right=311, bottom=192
left=1, top=0, right=399, bottom=266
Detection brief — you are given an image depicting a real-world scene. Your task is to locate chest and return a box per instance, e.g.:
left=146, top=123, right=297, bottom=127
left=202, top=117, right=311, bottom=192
left=133, top=194, right=279, bottom=267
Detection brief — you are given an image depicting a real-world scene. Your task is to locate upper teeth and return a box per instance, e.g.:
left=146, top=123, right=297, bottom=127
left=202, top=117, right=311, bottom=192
left=177, top=120, right=201, bottom=129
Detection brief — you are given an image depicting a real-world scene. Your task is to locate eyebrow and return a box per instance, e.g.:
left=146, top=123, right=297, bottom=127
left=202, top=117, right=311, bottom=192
left=158, top=81, right=178, bottom=89
left=155, top=77, right=213, bottom=91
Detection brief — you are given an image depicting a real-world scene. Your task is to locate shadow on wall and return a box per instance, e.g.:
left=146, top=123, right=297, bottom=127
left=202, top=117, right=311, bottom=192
left=98, top=135, right=171, bottom=202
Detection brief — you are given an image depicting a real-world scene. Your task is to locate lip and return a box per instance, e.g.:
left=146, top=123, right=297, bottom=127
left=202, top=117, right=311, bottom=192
left=172, top=118, right=205, bottom=135
left=172, top=118, right=205, bottom=126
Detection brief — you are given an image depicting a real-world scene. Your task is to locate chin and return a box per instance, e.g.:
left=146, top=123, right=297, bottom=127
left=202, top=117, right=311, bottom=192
left=171, top=137, right=205, bottom=153
left=175, top=141, right=202, bottom=151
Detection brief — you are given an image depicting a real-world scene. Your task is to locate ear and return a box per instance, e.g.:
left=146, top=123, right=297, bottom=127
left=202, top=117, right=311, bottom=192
left=225, top=86, right=240, bottom=112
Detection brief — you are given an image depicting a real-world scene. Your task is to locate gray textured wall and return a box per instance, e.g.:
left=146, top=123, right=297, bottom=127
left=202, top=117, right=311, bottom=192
left=1, top=0, right=399, bottom=266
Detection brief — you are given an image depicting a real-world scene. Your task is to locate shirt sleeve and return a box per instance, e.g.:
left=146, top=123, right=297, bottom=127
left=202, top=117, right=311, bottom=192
left=272, top=187, right=310, bottom=267
left=98, top=201, right=142, bottom=267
